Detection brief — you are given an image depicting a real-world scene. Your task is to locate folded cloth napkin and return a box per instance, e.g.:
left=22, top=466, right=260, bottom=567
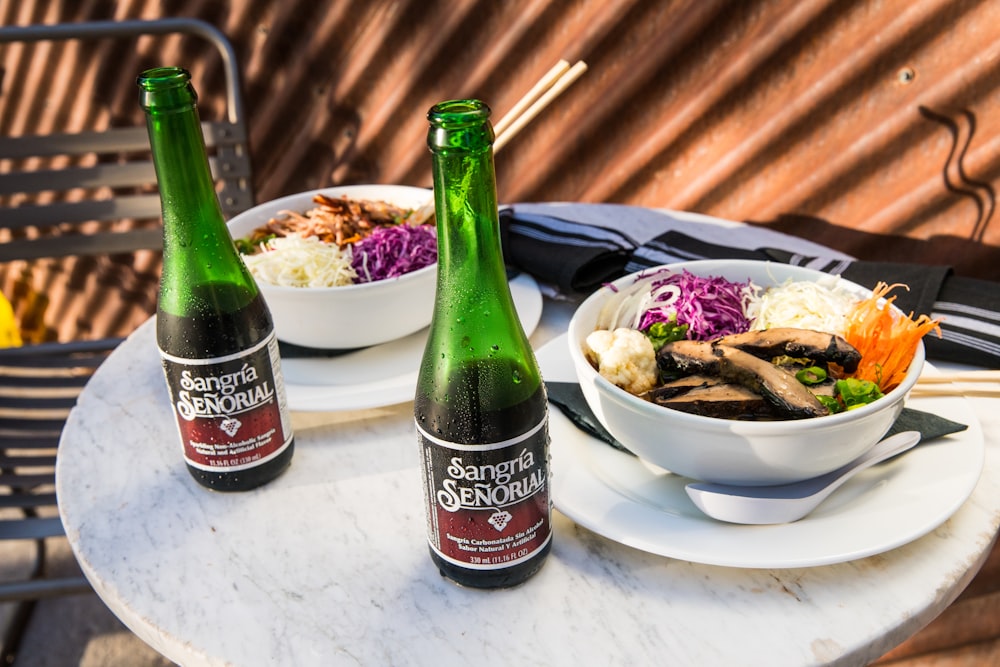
left=499, top=203, right=1000, bottom=368
left=544, top=381, right=968, bottom=457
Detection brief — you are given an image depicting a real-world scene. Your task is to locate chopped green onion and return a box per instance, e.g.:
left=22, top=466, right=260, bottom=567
left=815, top=395, right=843, bottom=413
left=795, top=366, right=827, bottom=385
left=836, top=378, right=884, bottom=409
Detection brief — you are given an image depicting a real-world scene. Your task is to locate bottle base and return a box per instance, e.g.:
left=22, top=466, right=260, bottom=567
left=430, top=540, right=551, bottom=589
left=186, top=441, right=295, bottom=492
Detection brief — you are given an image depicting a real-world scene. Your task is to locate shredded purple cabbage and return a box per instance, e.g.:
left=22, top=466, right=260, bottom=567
left=637, top=270, right=753, bottom=340
left=351, top=224, right=437, bottom=283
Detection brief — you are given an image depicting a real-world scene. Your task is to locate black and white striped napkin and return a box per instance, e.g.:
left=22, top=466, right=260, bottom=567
left=498, top=203, right=1000, bottom=368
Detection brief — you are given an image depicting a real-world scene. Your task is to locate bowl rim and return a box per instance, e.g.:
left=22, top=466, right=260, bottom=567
left=568, top=259, right=925, bottom=430
left=226, top=184, right=437, bottom=293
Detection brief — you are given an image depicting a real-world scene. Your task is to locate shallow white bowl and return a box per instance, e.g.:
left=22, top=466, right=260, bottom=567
left=227, top=185, right=435, bottom=349
left=567, top=260, right=925, bottom=486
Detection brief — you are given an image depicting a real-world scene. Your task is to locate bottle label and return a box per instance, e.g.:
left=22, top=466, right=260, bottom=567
left=416, top=417, right=552, bottom=571
left=159, top=334, right=293, bottom=472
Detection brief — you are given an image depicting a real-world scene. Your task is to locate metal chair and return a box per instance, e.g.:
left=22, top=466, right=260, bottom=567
left=0, top=18, right=253, bottom=604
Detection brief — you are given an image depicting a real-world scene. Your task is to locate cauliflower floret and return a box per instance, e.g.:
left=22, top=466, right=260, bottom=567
left=584, top=328, right=658, bottom=395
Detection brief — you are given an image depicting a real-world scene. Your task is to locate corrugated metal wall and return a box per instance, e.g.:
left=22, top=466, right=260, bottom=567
left=3, top=0, right=1000, bottom=341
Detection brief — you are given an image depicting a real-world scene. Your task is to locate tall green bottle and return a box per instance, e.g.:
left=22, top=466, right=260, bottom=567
left=414, top=100, right=551, bottom=587
left=138, top=67, right=294, bottom=491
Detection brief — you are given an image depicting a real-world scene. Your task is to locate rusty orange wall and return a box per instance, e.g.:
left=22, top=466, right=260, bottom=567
left=3, top=0, right=1000, bottom=339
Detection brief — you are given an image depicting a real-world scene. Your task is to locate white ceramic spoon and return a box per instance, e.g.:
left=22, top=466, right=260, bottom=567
left=685, top=430, right=922, bottom=525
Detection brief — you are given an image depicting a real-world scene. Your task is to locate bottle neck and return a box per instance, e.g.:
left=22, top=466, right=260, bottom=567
left=146, top=106, right=222, bottom=233
left=139, top=67, right=257, bottom=318
left=140, top=71, right=228, bottom=251
left=427, top=100, right=507, bottom=295
left=430, top=145, right=508, bottom=286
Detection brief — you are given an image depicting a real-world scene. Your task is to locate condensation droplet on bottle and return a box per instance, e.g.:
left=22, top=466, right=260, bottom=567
left=512, top=369, right=523, bottom=384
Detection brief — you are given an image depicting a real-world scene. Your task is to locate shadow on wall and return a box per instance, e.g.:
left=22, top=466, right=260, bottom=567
left=918, top=106, right=995, bottom=245
left=756, top=106, right=999, bottom=281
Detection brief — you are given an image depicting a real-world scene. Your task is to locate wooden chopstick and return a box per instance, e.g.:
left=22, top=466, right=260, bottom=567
left=493, top=60, right=571, bottom=137
left=909, top=387, right=1000, bottom=398
left=911, top=370, right=1000, bottom=397
left=403, top=62, right=585, bottom=228
left=916, top=370, right=1000, bottom=385
left=492, top=59, right=588, bottom=153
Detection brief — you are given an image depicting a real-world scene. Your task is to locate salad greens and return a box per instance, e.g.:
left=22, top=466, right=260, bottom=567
left=836, top=378, right=885, bottom=409
left=642, top=315, right=688, bottom=351
left=814, top=379, right=884, bottom=414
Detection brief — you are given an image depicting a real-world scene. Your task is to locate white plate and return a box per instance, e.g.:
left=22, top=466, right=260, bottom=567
left=282, top=273, right=543, bottom=411
left=539, top=334, right=985, bottom=569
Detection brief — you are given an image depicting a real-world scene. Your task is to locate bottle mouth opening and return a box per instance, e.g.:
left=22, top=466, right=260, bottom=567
left=137, top=67, right=197, bottom=112
left=427, top=99, right=491, bottom=128
left=426, top=99, right=494, bottom=152
left=137, top=67, right=191, bottom=90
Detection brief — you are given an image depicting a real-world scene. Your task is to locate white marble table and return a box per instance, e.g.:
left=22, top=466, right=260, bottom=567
left=56, top=298, right=999, bottom=667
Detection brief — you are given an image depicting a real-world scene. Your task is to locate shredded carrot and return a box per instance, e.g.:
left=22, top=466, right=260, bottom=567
left=842, top=282, right=942, bottom=393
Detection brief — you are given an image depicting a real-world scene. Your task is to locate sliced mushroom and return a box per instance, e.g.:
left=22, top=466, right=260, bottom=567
left=645, top=374, right=724, bottom=400
left=647, top=380, right=777, bottom=420
left=656, top=340, right=720, bottom=376
left=713, top=328, right=861, bottom=373
left=713, top=346, right=829, bottom=419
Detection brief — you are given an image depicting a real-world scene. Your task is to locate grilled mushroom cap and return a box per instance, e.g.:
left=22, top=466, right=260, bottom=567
left=712, top=328, right=861, bottom=373
left=655, top=331, right=838, bottom=420
left=711, top=345, right=828, bottom=419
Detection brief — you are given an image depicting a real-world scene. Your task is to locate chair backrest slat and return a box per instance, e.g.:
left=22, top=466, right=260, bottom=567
left=0, top=517, right=67, bottom=541
left=2, top=194, right=162, bottom=227
left=0, top=161, right=158, bottom=196
left=0, top=123, right=253, bottom=219
left=0, top=492, right=58, bottom=510
left=0, top=126, right=152, bottom=159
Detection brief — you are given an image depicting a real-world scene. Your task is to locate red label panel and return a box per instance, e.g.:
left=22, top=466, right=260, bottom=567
left=161, top=337, right=291, bottom=471
left=418, top=419, right=551, bottom=570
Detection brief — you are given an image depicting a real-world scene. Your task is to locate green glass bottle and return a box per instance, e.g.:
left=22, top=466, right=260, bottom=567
left=138, top=67, right=294, bottom=491
left=414, top=100, right=551, bottom=588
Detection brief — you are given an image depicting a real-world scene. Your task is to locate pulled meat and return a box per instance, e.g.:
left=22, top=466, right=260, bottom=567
left=246, top=194, right=410, bottom=249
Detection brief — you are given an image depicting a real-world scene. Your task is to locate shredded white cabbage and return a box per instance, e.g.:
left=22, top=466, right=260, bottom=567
left=597, top=270, right=677, bottom=330
left=747, top=274, right=858, bottom=335
left=241, top=234, right=357, bottom=288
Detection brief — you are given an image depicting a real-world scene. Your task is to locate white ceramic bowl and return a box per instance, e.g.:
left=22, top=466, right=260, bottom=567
left=567, top=260, right=925, bottom=486
left=226, top=185, right=436, bottom=349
